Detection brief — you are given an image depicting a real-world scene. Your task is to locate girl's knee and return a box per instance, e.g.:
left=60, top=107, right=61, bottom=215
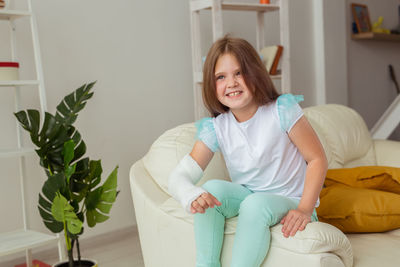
left=201, top=179, right=231, bottom=199
left=239, top=194, right=291, bottom=224
left=239, top=194, right=268, bottom=215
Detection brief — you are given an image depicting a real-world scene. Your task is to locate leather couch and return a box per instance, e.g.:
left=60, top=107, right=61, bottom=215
left=130, top=104, right=400, bottom=267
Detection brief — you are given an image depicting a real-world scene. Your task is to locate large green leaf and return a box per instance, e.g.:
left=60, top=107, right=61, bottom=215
left=14, top=111, right=30, bottom=131
left=69, top=129, right=86, bottom=161
left=85, top=166, right=118, bottom=227
left=38, top=203, right=63, bottom=233
left=63, top=140, right=75, bottom=167
left=101, top=167, right=118, bottom=199
left=27, top=110, right=40, bottom=145
left=69, top=158, right=91, bottom=202
left=63, top=140, right=76, bottom=185
left=86, top=210, right=109, bottom=227
left=87, top=160, right=102, bottom=190
left=38, top=173, right=66, bottom=234
left=15, top=83, right=94, bottom=176
left=41, top=172, right=65, bottom=201
left=55, top=82, right=95, bottom=126
left=34, top=118, right=71, bottom=174
left=14, top=110, right=41, bottom=146
left=38, top=113, right=55, bottom=147
left=51, top=193, right=83, bottom=234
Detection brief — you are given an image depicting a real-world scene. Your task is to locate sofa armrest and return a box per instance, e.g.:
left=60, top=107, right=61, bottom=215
left=130, top=160, right=170, bottom=210
left=374, top=139, right=400, bottom=167
left=271, top=222, right=353, bottom=267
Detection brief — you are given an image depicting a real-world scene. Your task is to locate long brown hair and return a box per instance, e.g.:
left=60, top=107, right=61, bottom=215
left=202, top=35, right=280, bottom=117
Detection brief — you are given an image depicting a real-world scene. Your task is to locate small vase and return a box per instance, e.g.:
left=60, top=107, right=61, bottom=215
left=52, top=259, right=98, bottom=267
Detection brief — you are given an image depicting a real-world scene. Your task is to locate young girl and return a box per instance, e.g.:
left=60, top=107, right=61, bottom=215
left=168, top=36, right=327, bottom=267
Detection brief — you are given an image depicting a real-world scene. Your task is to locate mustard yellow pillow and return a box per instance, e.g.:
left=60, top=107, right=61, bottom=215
left=317, top=183, right=400, bottom=233
left=325, top=166, right=400, bottom=194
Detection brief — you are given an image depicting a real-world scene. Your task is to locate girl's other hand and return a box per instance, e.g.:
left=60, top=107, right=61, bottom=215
left=280, top=209, right=312, bottom=238
left=191, top=192, right=222, bottom=214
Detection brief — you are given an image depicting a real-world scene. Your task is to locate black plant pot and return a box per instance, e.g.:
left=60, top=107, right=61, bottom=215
left=52, top=259, right=98, bottom=267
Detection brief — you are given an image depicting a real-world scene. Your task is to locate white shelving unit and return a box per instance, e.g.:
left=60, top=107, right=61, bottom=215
left=0, top=80, right=40, bottom=86
left=189, top=0, right=291, bottom=119
left=0, top=2, right=64, bottom=266
left=371, top=94, right=400, bottom=139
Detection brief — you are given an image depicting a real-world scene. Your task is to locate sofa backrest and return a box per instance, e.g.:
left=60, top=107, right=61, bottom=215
left=304, top=104, right=376, bottom=168
left=142, top=123, right=230, bottom=196
left=143, top=104, right=377, bottom=197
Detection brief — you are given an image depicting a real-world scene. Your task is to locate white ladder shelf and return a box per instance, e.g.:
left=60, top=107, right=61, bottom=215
left=371, top=94, right=400, bottom=139
left=0, top=3, right=63, bottom=267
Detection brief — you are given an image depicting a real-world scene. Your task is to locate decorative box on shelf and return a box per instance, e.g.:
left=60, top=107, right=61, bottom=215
left=0, top=62, right=19, bottom=80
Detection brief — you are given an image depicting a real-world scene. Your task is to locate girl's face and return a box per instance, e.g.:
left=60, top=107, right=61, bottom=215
left=214, top=53, right=257, bottom=119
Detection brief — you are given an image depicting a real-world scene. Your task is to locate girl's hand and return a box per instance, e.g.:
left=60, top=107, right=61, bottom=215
left=191, top=192, right=222, bottom=214
left=280, top=209, right=312, bottom=238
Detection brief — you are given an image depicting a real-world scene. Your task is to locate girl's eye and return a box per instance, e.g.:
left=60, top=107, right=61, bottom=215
left=216, top=75, right=224, bottom=80
left=235, top=71, right=241, bottom=76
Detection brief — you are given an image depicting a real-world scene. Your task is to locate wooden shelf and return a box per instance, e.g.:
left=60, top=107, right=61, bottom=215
left=0, top=10, right=31, bottom=20
left=221, top=2, right=279, bottom=12
left=352, top=32, right=400, bottom=42
left=0, top=80, right=40, bottom=87
left=0, top=230, right=59, bottom=257
left=191, top=1, right=279, bottom=12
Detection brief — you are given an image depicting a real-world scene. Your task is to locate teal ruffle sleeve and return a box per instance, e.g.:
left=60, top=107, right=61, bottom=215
left=277, top=94, right=304, bottom=132
left=195, top=117, right=219, bottom=152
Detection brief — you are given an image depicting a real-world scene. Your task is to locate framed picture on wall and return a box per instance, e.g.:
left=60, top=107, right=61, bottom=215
left=351, top=3, right=372, bottom=33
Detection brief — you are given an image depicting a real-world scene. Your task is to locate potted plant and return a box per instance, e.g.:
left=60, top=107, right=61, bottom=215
left=15, top=82, right=118, bottom=267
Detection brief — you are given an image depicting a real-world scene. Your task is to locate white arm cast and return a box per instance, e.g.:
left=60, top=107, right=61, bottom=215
left=168, top=154, right=207, bottom=213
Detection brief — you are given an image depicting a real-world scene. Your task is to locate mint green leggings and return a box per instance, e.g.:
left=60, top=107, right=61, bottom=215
left=194, top=179, right=318, bottom=267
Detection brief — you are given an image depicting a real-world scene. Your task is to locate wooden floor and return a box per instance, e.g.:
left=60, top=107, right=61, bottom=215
left=0, top=226, right=144, bottom=267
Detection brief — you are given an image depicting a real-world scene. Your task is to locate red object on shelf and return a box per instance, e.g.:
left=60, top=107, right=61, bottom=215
left=15, top=259, right=51, bottom=267
left=0, top=62, right=20, bottom=68
left=260, top=0, right=270, bottom=4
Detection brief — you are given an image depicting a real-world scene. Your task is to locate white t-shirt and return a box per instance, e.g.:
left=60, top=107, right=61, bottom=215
left=196, top=94, right=317, bottom=205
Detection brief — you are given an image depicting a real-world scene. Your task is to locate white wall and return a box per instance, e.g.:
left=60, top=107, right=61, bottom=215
left=288, top=0, right=316, bottom=107
left=0, top=0, right=196, bottom=244
left=323, top=0, right=348, bottom=106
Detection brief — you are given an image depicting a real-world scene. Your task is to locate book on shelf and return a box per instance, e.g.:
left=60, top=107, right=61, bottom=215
left=260, top=45, right=283, bottom=75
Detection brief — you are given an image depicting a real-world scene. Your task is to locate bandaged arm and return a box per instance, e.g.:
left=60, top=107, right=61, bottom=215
left=168, top=154, right=206, bottom=213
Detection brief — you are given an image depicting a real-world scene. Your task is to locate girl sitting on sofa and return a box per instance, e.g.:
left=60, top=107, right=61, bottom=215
left=168, top=35, right=327, bottom=267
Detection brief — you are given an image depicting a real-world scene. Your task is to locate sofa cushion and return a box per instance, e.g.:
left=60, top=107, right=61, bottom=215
left=160, top=197, right=353, bottom=267
left=347, top=229, right=400, bottom=267
left=317, top=183, right=400, bottom=233
left=304, top=104, right=376, bottom=169
left=143, top=123, right=230, bottom=196
left=324, top=166, right=400, bottom=194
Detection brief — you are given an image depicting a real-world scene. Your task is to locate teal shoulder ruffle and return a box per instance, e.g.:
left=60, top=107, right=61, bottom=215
left=277, top=94, right=304, bottom=132
left=195, top=117, right=219, bottom=152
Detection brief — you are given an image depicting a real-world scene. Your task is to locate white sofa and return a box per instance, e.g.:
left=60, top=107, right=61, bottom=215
left=130, top=104, right=400, bottom=267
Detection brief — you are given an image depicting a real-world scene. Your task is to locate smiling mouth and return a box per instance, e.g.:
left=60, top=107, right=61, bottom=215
left=226, top=91, right=242, bottom=97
